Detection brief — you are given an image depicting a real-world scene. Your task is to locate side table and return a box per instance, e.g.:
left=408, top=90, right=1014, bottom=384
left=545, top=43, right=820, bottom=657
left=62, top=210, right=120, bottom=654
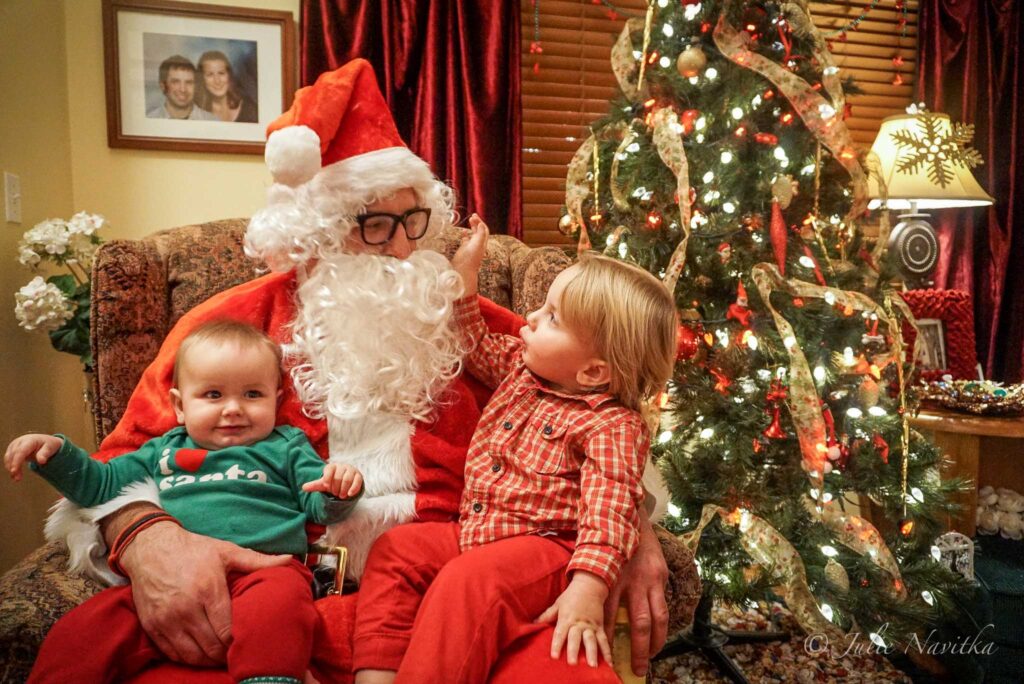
left=909, top=407, right=1024, bottom=537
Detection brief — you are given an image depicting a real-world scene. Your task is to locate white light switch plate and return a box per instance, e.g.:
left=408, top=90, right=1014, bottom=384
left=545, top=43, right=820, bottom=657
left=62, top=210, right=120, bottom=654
left=5, top=172, right=22, bottom=224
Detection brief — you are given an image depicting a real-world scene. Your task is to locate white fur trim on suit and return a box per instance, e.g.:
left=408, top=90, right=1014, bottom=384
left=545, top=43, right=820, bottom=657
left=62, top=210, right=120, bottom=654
left=44, top=479, right=161, bottom=586
left=321, top=413, right=418, bottom=580
left=642, top=465, right=669, bottom=523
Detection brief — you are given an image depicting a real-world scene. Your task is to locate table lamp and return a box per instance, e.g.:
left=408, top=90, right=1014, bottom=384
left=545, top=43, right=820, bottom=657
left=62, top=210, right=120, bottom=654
left=866, top=110, right=994, bottom=286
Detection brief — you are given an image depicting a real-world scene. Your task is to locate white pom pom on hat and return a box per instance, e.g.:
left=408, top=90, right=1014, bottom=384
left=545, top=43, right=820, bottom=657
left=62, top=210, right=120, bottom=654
left=265, top=125, right=322, bottom=187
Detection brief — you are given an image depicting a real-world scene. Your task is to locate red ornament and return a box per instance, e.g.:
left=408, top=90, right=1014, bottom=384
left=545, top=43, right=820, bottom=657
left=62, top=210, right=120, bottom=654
left=752, top=438, right=763, bottom=454
left=799, top=243, right=827, bottom=285
left=763, top=405, right=786, bottom=439
left=872, top=434, right=890, bottom=464
left=727, top=281, right=752, bottom=327
left=717, top=242, right=732, bottom=263
left=754, top=132, right=778, bottom=145
left=680, top=109, right=701, bottom=135
left=770, top=199, right=787, bottom=275
left=646, top=211, right=663, bottom=230
left=676, top=323, right=701, bottom=361
left=710, top=367, right=732, bottom=395
left=763, top=380, right=788, bottom=439
left=898, top=518, right=915, bottom=536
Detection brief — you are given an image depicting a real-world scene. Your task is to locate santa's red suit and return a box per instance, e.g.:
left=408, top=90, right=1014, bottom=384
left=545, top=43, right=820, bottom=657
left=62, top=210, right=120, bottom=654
left=73, top=271, right=620, bottom=684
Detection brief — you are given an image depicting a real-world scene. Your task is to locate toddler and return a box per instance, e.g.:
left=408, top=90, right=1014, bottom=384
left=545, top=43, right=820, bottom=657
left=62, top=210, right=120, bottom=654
left=5, top=320, right=364, bottom=684
left=352, top=216, right=677, bottom=683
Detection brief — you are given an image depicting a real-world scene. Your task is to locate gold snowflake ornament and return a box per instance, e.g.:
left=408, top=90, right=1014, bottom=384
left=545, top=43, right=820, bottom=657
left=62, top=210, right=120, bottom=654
left=889, top=112, right=984, bottom=188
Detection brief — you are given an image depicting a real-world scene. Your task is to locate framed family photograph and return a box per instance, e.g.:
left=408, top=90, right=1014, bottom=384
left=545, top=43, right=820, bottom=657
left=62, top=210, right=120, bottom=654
left=102, top=0, right=296, bottom=154
left=914, top=318, right=948, bottom=371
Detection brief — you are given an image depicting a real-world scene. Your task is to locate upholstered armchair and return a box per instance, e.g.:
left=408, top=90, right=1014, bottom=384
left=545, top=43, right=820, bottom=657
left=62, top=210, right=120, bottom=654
left=0, top=219, right=700, bottom=681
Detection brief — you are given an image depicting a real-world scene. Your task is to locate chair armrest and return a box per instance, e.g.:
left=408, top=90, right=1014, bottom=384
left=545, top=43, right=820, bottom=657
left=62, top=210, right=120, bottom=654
left=0, top=543, right=103, bottom=681
left=656, top=524, right=701, bottom=634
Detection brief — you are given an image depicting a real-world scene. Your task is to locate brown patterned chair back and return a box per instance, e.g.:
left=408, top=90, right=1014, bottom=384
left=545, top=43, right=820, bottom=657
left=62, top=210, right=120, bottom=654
left=89, top=220, right=572, bottom=442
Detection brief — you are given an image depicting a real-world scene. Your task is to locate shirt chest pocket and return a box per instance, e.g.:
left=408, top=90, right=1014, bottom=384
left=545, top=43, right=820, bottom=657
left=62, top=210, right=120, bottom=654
left=513, top=416, right=570, bottom=475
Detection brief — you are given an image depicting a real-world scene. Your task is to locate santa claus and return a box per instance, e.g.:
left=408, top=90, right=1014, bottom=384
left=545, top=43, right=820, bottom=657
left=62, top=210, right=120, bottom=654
left=44, top=59, right=669, bottom=683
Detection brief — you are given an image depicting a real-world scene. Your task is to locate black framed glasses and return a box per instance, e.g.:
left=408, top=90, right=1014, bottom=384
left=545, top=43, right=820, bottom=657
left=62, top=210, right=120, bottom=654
left=355, top=207, right=432, bottom=245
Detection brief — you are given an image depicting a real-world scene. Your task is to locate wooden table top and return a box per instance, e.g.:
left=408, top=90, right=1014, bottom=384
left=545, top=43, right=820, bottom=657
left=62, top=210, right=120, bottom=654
left=910, top=406, right=1024, bottom=439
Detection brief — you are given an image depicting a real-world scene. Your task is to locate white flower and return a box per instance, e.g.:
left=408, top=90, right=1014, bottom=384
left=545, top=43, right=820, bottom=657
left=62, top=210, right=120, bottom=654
left=17, top=243, right=41, bottom=268
left=67, top=211, right=106, bottom=237
left=66, top=233, right=100, bottom=270
left=14, top=276, right=74, bottom=332
left=23, top=218, right=71, bottom=256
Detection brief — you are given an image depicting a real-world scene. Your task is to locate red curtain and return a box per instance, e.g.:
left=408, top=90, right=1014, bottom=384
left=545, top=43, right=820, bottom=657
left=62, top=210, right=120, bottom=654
left=300, top=1, right=522, bottom=239
left=916, top=0, right=1024, bottom=380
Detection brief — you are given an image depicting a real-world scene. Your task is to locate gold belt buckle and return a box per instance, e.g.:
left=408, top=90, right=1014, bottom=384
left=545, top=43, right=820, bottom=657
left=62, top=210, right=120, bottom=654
left=308, top=543, right=349, bottom=596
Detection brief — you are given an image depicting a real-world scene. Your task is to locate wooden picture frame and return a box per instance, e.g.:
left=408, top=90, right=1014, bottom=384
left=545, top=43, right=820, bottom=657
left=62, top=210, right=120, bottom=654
left=102, top=0, right=295, bottom=154
left=914, top=318, right=948, bottom=371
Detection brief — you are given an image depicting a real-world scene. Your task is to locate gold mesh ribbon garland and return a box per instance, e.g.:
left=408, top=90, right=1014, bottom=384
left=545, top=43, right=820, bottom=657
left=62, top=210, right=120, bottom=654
left=649, top=107, right=693, bottom=296
left=681, top=504, right=847, bottom=640
left=712, top=1, right=868, bottom=230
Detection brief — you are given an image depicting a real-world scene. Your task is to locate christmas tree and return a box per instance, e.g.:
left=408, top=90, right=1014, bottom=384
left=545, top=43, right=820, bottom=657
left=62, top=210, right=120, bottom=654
left=560, top=0, right=970, bottom=645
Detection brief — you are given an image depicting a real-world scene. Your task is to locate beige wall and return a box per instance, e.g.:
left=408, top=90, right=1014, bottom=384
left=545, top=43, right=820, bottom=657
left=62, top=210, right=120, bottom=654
left=66, top=0, right=299, bottom=241
left=0, top=0, right=298, bottom=573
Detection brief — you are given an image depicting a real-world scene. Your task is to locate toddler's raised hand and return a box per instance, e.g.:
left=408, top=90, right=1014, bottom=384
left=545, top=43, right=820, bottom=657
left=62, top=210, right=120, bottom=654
left=451, top=213, right=489, bottom=296
left=4, top=434, right=62, bottom=481
left=302, top=462, right=363, bottom=499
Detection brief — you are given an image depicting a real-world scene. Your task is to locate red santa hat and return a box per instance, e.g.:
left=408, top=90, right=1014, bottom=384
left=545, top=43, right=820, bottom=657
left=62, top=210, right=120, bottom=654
left=264, top=58, right=411, bottom=187
left=247, top=59, right=450, bottom=271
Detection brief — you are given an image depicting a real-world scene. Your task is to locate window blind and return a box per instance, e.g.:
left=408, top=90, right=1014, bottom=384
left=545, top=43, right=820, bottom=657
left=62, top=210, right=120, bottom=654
left=520, top=0, right=918, bottom=246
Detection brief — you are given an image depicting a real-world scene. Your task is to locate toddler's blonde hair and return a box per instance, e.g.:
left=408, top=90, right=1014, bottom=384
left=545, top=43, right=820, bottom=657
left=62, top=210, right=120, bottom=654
left=560, top=253, right=677, bottom=414
left=173, top=319, right=283, bottom=387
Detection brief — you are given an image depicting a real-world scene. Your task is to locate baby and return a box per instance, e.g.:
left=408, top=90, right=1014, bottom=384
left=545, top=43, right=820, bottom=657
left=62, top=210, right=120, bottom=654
left=352, top=216, right=678, bottom=683
left=5, top=319, right=363, bottom=684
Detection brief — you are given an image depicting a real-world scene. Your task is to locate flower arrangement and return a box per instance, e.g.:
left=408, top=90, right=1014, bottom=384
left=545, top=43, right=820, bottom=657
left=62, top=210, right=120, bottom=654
left=14, top=212, right=105, bottom=368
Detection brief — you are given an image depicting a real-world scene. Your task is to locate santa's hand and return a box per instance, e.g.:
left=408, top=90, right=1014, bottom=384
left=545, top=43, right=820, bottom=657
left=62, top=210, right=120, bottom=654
left=118, top=520, right=292, bottom=665
left=4, top=434, right=62, bottom=481
left=302, top=462, right=364, bottom=499
left=603, top=515, right=669, bottom=677
left=451, top=213, right=489, bottom=296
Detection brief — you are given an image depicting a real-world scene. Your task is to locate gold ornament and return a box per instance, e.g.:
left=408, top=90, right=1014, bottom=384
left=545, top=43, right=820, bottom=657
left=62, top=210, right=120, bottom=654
left=858, top=377, right=880, bottom=407
left=676, top=46, right=707, bottom=78
left=824, top=559, right=850, bottom=591
left=557, top=213, right=576, bottom=236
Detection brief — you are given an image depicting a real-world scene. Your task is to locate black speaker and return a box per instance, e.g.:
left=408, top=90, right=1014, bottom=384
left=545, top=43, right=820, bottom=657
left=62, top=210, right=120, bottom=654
left=887, top=213, right=938, bottom=286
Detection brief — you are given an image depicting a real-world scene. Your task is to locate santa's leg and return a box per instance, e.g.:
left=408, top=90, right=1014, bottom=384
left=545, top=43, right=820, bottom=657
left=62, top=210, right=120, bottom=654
left=352, top=521, right=461, bottom=674
left=29, top=585, right=163, bottom=684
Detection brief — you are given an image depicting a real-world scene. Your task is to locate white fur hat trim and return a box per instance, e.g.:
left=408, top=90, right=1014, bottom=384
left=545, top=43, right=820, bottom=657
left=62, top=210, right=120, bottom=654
left=266, top=125, right=322, bottom=187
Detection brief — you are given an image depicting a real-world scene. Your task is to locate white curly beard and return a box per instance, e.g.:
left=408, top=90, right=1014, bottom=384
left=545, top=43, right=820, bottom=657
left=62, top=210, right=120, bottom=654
left=286, top=249, right=465, bottom=579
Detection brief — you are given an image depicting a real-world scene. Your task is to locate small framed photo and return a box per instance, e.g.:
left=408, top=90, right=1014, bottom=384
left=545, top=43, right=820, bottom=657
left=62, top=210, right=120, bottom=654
left=102, top=0, right=296, bottom=154
left=914, top=318, right=947, bottom=371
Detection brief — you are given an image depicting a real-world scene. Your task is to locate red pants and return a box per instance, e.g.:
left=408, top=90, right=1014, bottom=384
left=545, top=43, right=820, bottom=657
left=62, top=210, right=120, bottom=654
left=30, top=560, right=316, bottom=684
left=353, top=521, right=614, bottom=684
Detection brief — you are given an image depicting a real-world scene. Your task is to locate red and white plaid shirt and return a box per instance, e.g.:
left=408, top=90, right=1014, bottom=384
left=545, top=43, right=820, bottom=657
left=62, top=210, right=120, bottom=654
left=454, top=297, right=647, bottom=588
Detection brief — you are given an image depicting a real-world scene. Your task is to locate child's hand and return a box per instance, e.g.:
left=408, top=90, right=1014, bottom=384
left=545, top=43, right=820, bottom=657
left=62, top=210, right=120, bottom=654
left=536, top=571, right=613, bottom=667
left=4, top=434, right=62, bottom=481
left=451, top=213, right=489, bottom=296
left=302, top=463, right=363, bottom=499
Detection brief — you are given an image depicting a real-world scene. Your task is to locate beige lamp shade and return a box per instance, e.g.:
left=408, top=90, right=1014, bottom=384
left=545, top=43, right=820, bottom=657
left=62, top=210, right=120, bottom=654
left=866, top=113, right=994, bottom=210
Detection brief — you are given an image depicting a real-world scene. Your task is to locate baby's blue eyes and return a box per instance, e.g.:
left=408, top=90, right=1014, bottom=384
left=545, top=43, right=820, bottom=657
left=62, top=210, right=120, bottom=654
left=245, top=390, right=263, bottom=399
left=204, top=390, right=221, bottom=399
